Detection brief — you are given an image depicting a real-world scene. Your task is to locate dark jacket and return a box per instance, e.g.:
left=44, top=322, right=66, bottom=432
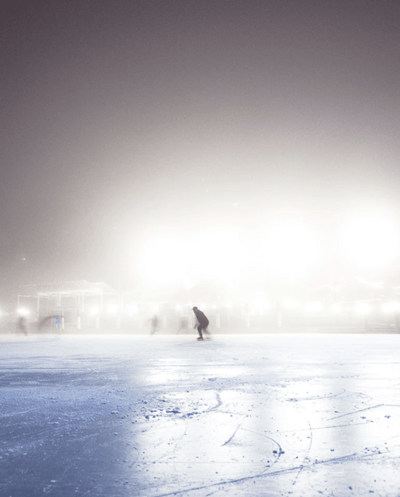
left=194, top=309, right=209, bottom=327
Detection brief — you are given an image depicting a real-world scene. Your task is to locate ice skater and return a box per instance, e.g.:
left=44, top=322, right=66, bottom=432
left=192, top=306, right=211, bottom=341
left=17, top=316, right=28, bottom=335
left=150, top=314, right=159, bottom=335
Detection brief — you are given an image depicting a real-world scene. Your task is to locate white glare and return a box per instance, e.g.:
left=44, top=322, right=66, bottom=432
left=259, top=222, right=319, bottom=278
left=282, top=297, right=301, bottom=309
left=17, top=308, right=30, bottom=316
left=89, top=306, right=99, bottom=316
left=354, top=302, right=371, bottom=315
left=107, top=305, right=118, bottom=315
left=304, top=301, right=322, bottom=313
left=193, top=229, right=244, bottom=282
left=340, top=214, right=400, bottom=269
left=141, top=237, right=188, bottom=285
left=126, top=304, right=138, bottom=315
left=381, top=301, right=400, bottom=314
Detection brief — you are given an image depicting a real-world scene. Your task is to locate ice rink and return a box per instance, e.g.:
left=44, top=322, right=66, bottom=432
left=1, top=332, right=400, bottom=497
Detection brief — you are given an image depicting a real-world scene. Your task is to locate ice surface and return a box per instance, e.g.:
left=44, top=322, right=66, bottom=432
left=1, top=333, right=400, bottom=496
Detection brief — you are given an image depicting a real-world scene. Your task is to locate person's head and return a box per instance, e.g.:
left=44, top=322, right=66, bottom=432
left=192, top=306, right=198, bottom=312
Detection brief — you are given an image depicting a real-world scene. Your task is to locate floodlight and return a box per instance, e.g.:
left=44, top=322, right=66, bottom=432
left=17, top=308, right=30, bottom=316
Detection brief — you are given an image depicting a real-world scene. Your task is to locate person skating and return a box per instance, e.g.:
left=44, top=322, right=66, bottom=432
left=17, top=316, right=28, bottom=336
left=150, top=314, right=159, bottom=335
left=192, top=306, right=211, bottom=340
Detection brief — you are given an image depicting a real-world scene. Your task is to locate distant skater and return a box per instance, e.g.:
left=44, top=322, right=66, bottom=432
left=150, top=314, right=159, bottom=335
left=192, top=307, right=211, bottom=341
left=17, top=316, right=28, bottom=336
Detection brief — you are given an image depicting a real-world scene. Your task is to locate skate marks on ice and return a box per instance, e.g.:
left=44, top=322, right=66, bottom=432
left=2, top=335, right=400, bottom=496
left=146, top=388, right=400, bottom=497
left=136, top=389, right=288, bottom=495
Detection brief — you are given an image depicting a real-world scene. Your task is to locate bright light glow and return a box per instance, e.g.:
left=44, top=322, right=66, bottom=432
left=282, top=297, right=300, bottom=309
left=139, top=228, right=247, bottom=286
left=381, top=301, right=400, bottom=314
left=190, top=229, right=245, bottom=282
left=340, top=214, right=400, bottom=269
left=107, top=304, right=118, bottom=315
left=250, top=304, right=268, bottom=315
left=258, top=221, right=319, bottom=277
left=138, top=221, right=321, bottom=287
left=304, top=301, right=322, bottom=313
left=141, top=237, right=188, bottom=285
left=356, top=278, right=384, bottom=290
left=184, top=279, right=195, bottom=290
left=17, top=308, right=30, bottom=316
left=126, top=304, right=138, bottom=315
left=354, top=302, right=371, bottom=315
left=250, top=294, right=270, bottom=314
left=89, top=306, right=99, bottom=316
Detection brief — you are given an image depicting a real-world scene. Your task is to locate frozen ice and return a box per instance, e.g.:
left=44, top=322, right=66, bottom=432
left=0, top=333, right=400, bottom=496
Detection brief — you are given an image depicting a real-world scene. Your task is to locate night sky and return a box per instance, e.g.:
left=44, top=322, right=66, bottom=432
left=1, top=0, right=400, bottom=304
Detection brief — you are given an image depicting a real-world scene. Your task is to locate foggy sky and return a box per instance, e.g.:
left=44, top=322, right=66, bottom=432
left=1, top=0, right=400, bottom=302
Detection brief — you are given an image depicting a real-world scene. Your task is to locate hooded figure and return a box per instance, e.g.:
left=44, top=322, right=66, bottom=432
left=192, top=307, right=210, bottom=340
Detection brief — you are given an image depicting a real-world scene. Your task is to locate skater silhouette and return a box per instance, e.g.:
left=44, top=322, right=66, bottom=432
left=192, top=307, right=211, bottom=340
left=17, top=316, right=28, bottom=335
left=150, top=314, right=159, bottom=335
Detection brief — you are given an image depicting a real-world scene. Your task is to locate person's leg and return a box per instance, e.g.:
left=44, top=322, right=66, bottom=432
left=197, top=324, right=203, bottom=339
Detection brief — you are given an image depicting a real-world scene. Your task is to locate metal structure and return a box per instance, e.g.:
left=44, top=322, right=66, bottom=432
left=17, top=280, right=119, bottom=326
